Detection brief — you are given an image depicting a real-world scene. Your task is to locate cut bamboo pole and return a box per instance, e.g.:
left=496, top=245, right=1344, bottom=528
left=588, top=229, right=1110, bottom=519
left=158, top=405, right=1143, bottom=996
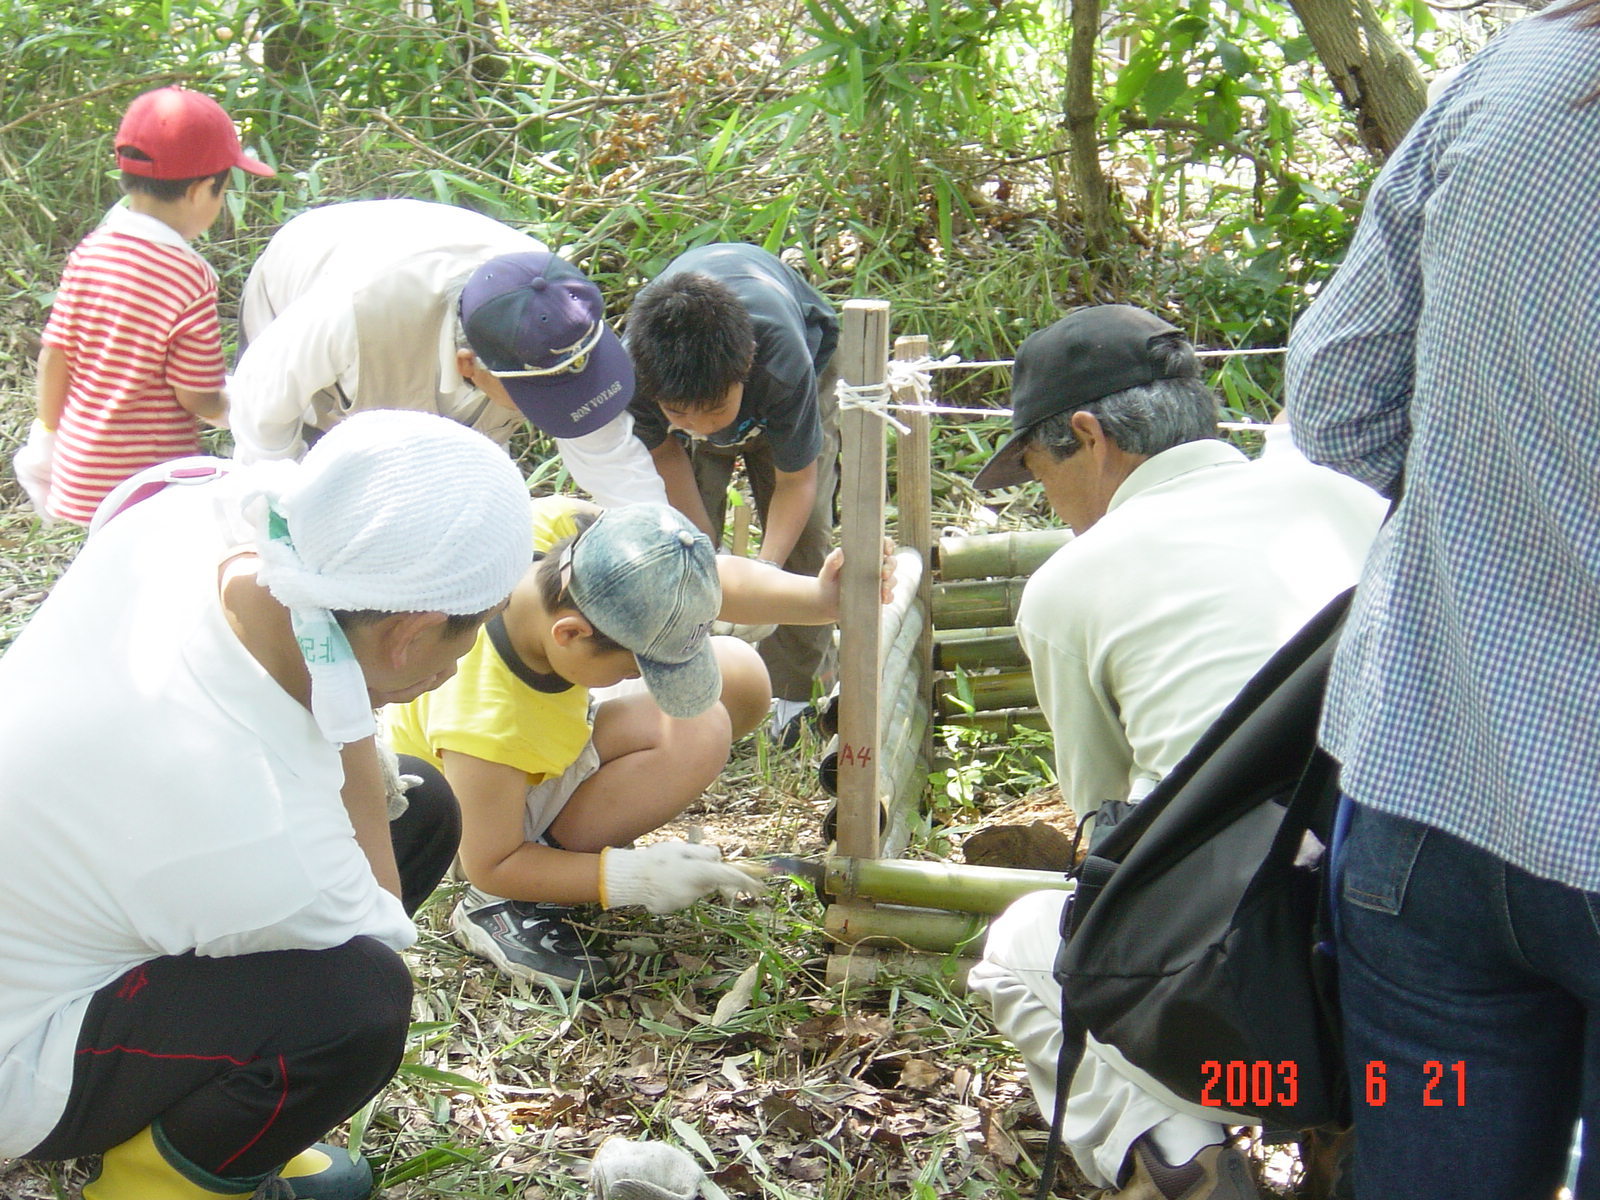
left=935, top=669, right=1037, bottom=716
left=931, top=578, right=1029, bottom=630
left=824, top=901, right=989, bottom=953
left=826, top=950, right=978, bottom=990
left=893, top=333, right=936, bottom=820
left=936, top=529, right=1072, bottom=581
left=933, top=624, right=1018, bottom=642
left=835, top=299, right=892, bottom=861
left=824, top=855, right=1072, bottom=914
left=938, top=706, right=1050, bottom=735
left=878, top=616, right=925, bottom=722
left=933, top=631, right=1027, bottom=672
left=876, top=549, right=925, bottom=667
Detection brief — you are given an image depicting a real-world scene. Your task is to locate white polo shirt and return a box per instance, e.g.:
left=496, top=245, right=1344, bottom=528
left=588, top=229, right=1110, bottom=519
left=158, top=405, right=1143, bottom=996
left=0, top=473, right=413, bottom=1155
left=1018, top=438, right=1384, bottom=818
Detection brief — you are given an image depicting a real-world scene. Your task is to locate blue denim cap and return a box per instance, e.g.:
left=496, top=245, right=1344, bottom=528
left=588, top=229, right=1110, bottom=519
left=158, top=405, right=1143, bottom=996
left=567, top=503, right=723, bottom=719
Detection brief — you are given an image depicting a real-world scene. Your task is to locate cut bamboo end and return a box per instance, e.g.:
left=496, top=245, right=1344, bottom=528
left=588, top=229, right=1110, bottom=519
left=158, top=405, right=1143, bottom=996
left=931, top=578, right=1030, bottom=630
left=824, top=901, right=989, bottom=953
left=937, top=706, right=1050, bottom=735
left=934, top=668, right=1037, bottom=716
left=825, top=950, right=978, bottom=991
left=935, top=529, right=1071, bottom=581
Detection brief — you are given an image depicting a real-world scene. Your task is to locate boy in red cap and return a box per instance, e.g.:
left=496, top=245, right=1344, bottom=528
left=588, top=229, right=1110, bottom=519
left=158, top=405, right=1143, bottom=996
left=14, top=86, right=274, bottom=526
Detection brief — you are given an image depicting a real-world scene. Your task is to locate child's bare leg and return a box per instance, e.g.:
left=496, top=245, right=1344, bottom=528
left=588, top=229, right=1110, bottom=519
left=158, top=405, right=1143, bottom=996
left=549, top=694, right=732, bottom=852
left=713, top=636, right=771, bottom=740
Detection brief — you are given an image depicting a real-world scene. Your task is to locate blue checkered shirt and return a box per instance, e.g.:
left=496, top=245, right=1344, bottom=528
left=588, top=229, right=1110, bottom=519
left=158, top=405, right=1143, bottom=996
left=1286, top=8, right=1600, bottom=891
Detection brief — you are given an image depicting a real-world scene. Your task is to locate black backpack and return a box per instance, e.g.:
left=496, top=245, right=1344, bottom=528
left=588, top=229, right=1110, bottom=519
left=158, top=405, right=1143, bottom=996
left=1037, top=586, right=1355, bottom=1194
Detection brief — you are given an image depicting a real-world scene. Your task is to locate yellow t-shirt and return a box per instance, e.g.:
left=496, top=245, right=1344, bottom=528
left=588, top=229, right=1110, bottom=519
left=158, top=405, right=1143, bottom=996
left=384, top=496, right=593, bottom=783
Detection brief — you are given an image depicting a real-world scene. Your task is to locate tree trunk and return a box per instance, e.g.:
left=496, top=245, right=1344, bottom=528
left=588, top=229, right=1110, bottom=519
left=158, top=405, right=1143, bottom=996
left=1289, top=0, right=1429, bottom=156
left=1065, top=0, right=1122, bottom=258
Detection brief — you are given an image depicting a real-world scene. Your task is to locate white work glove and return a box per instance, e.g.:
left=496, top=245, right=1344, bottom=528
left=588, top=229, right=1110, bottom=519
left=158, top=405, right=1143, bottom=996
left=600, top=842, right=766, bottom=914
left=12, top=420, right=55, bottom=516
left=710, top=618, right=778, bottom=644
left=375, top=731, right=422, bottom=821
left=589, top=1136, right=705, bottom=1200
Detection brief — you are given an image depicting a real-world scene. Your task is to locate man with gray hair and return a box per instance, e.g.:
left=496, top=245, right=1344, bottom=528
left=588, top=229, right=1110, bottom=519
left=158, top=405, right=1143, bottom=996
left=965, top=305, right=1382, bottom=1198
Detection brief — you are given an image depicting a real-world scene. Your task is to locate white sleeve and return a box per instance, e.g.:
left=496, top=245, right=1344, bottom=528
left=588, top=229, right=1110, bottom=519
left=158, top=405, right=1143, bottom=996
left=553, top=411, right=669, bottom=509
left=228, top=290, right=360, bottom=464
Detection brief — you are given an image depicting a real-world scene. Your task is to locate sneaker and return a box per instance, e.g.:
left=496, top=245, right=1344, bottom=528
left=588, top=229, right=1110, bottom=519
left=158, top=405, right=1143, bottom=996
left=769, top=698, right=815, bottom=749
left=451, top=895, right=613, bottom=996
left=256, top=1145, right=374, bottom=1199
left=1111, top=1136, right=1258, bottom=1200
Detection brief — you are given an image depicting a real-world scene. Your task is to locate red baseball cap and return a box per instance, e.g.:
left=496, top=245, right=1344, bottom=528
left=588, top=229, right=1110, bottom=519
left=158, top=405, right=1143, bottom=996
left=115, top=87, right=275, bottom=180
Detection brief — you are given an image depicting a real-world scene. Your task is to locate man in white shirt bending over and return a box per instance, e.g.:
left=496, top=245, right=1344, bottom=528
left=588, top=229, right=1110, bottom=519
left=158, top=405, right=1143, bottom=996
left=228, top=198, right=667, bottom=510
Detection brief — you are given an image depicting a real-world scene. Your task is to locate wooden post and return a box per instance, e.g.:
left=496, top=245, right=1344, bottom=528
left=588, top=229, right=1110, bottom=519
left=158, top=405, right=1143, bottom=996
left=835, top=300, right=892, bottom=862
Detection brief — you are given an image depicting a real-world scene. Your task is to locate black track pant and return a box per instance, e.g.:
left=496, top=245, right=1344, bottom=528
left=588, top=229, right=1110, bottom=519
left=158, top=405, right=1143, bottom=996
left=26, top=758, right=459, bottom=1179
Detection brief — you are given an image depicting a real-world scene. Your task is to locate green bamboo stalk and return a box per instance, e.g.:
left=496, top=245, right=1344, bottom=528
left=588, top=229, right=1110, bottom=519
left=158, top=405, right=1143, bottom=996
left=824, top=901, right=989, bottom=952
left=936, top=529, right=1071, bottom=581
left=934, top=624, right=1016, bottom=642
left=930, top=578, right=1029, bottom=630
left=935, top=669, right=1037, bottom=716
left=933, top=631, right=1027, bottom=672
left=937, top=706, right=1050, bottom=735
left=824, top=856, right=1073, bottom=915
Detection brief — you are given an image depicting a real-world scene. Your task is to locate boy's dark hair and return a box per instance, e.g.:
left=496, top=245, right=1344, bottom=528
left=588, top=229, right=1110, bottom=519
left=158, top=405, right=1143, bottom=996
left=118, top=148, right=229, bottom=202
left=628, top=271, right=755, bottom=410
left=535, top=517, right=627, bottom=653
left=333, top=609, right=490, bottom=638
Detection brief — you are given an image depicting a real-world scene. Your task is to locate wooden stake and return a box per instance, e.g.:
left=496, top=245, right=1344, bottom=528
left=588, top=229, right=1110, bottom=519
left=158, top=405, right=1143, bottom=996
left=835, top=300, right=892, bottom=861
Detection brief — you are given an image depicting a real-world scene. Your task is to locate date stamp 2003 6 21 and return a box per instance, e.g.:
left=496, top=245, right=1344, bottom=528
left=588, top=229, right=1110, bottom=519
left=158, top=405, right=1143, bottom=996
left=1199, top=1060, right=1467, bottom=1110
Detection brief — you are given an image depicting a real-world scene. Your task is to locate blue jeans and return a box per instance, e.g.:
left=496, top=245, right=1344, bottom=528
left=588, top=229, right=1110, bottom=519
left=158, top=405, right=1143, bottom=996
left=1334, top=800, right=1600, bottom=1199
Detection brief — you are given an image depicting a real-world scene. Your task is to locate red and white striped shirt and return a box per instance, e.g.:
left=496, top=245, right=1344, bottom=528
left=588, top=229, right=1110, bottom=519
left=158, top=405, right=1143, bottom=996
left=42, top=206, right=222, bottom=525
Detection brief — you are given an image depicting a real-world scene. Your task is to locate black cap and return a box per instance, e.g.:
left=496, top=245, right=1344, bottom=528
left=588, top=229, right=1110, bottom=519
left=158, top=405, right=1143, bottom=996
left=974, top=305, right=1182, bottom=490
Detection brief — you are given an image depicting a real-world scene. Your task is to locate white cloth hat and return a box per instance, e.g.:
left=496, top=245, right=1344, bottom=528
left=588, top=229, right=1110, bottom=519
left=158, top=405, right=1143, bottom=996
left=245, top=411, right=532, bottom=743
left=251, top=410, right=532, bottom=616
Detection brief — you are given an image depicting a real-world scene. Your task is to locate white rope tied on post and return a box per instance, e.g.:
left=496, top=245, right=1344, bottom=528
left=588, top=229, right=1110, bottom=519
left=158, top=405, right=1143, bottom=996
left=838, top=346, right=1286, bottom=430
left=885, top=353, right=959, bottom=405
left=835, top=378, right=912, bottom=435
